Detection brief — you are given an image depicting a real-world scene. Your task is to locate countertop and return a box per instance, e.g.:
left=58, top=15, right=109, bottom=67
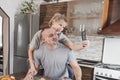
left=11, top=72, right=72, bottom=80
left=11, top=72, right=42, bottom=80
left=11, top=72, right=27, bottom=80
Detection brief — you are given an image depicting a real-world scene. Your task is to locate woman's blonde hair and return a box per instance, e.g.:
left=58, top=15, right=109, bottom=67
left=48, top=13, right=67, bottom=26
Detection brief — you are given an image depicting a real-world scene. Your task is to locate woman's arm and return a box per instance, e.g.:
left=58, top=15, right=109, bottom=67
left=24, top=50, right=39, bottom=80
left=28, top=30, right=42, bottom=75
left=63, top=41, right=84, bottom=50
left=60, top=33, right=89, bottom=50
left=28, top=48, right=38, bottom=75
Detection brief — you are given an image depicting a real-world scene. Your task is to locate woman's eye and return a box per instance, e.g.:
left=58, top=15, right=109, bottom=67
left=48, top=34, right=54, bottom=37
left=59, top=24, right=62, bottom=26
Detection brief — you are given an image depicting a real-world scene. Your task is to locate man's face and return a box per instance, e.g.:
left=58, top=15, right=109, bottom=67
left=47, top=32, right=58, bottom=45
left=43, top=28, right=58, bottom=45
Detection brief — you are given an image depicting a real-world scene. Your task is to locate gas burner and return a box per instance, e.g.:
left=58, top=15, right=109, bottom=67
left=103, top=64, right=120, bottom=70
left=96, top=63, right=120, bottom=70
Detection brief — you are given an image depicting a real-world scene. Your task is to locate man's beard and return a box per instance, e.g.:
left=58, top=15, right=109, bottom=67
left=47, top=41, right=58, bottom=46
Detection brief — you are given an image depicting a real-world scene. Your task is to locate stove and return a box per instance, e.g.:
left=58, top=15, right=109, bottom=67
left=93, top=37, right=120, bottom=80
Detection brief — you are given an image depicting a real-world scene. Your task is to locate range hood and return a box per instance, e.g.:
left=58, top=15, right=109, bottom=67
left=98, top=19, right=120, bottom=35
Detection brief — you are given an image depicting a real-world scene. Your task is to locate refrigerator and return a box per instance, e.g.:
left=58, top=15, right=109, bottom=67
left=13, top=14, right=39, bottom=73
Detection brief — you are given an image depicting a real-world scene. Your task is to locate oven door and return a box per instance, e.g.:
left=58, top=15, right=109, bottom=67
left=94, top=75, right=119, bottom=80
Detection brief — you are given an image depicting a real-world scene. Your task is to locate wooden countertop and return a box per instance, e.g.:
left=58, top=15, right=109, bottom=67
left=11, top=72, right=72, bottom=80
left=11, top=72, right=27, bottom=80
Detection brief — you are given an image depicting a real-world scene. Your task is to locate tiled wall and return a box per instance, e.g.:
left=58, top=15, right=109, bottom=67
left=68, top=35, right=104, bottom=62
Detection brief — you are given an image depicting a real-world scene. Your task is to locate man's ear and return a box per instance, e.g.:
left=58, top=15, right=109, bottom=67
left=42, top=37, right=48, bottom=43
left=41, top=37, right=46, bottom=43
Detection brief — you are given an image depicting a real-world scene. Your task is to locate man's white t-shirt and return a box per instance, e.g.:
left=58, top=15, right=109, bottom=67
left=34, top=43, right=76, bottom=79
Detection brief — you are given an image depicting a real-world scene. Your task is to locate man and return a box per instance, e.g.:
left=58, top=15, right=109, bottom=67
left=33, top=28, right=82, bottom=80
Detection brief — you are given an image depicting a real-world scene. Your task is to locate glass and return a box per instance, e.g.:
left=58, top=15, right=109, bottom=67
left=0, top=16, right=2, bottom=47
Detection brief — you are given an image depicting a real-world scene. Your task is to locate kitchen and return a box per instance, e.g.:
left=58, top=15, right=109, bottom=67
left=0, top=0, right=120, bottom=80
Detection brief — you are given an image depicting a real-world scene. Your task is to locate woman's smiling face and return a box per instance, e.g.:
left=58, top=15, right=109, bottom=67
left=51, top=20, right=67, bottom=34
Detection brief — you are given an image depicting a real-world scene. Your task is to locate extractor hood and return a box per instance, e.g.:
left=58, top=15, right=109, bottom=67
left=98, top=19, right=120, bottom=35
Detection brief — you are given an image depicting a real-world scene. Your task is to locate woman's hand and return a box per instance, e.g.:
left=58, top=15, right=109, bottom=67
left=82, top=40, right=90, bottom=48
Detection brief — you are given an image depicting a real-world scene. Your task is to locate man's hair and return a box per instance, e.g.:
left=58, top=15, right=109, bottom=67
left=40, top=26, right=51, bottom=42
left=41, top=25, right=50, bottom=31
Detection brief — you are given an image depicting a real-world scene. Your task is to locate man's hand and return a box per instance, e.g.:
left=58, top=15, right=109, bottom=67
left=29, top=66, right=37, bottom=76
left=69, top=61, right=82, bottom=80
left=23, top=68, right=37, bottom=80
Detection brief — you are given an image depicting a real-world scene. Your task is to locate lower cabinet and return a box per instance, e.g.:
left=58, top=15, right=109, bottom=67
left=81, top=66, right=94, bottom=80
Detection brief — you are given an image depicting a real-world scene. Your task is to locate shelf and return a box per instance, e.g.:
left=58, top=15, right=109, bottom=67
left=69, top=16, right=100, bottom=19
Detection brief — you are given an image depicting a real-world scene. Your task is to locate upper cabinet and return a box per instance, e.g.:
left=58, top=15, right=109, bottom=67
left=98, top=0, right=120, bottom=35
left=66, top=0, right=104, bottom=35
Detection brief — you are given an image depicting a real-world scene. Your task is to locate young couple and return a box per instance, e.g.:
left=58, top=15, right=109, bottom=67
left=24, top=13, right=90, bottom=80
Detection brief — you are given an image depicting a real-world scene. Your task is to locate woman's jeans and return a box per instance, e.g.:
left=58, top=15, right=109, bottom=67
left=67, top=64, right=74, bottom=79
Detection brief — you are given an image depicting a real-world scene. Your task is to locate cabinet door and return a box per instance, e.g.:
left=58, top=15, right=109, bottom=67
left=81, top=66, right=94, bottom=80
left=102, top=0, right=120, bottom=29
left=101, top=0, right=109, bottom=28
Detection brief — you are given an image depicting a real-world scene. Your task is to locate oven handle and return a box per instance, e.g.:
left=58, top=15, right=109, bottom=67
left=96, top=76, right=108, bottom=80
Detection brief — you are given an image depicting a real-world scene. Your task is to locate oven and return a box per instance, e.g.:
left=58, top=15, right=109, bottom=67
left=93, top=38, right=120, bottom=80
left=93, top=64, right=120, bottom=80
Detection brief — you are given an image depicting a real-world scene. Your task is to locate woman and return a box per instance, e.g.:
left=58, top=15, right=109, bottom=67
left=25, top=13, right=89, bottom=80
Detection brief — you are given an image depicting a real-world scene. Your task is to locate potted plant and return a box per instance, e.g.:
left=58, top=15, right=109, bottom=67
left=20, top=1, right=34, bottom=14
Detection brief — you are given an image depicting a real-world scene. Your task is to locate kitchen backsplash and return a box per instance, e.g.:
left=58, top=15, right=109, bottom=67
left=68, top=35, right=104, bottom=62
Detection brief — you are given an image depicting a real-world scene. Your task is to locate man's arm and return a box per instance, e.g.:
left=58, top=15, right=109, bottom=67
left=69, top=61, right=82, bottom=80
left=34, top=64, right=39, bottom=71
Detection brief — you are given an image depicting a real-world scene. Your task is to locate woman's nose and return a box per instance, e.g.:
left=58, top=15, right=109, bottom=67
left=53, top=34, right=58, bottom=38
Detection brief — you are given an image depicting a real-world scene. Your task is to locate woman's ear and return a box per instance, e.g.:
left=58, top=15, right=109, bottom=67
left=52, top=19, right=56, bottom=24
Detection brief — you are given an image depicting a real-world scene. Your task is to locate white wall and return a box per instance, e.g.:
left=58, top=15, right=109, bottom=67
left=0, top=0, right=31, bottom=73
left=0, top=0, right=71, bottom=74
